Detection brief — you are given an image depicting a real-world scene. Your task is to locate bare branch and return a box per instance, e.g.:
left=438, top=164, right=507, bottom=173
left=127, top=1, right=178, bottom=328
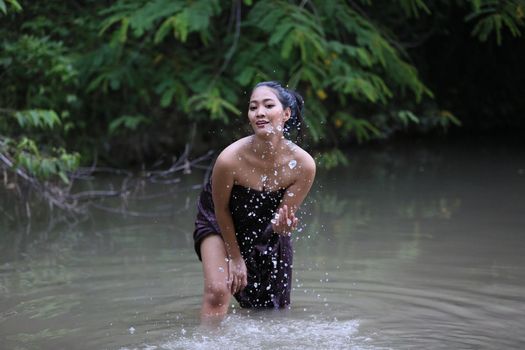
left=1, top=146, right=214, bottom=222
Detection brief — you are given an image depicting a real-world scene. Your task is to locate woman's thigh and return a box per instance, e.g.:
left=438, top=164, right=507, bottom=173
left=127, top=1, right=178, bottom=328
left=200, top=235, right=230, bottom=294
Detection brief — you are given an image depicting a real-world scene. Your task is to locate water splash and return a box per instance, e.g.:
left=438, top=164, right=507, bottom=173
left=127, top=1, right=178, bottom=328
left=288, top=160, right=297, bottom=170
left=154, top=316, right=365, bottom=350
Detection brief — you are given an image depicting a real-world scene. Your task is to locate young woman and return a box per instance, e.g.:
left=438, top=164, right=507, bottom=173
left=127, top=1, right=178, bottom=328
left=193, top=81, right=316, bottom=319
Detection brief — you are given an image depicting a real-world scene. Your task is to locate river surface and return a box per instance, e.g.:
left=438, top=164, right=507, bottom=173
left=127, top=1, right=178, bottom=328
left=1, top=141, right=524, bottom=349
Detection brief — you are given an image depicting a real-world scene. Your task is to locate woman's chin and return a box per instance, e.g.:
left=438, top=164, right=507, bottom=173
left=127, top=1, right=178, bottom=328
left=252, top=126, right=273, bottom=135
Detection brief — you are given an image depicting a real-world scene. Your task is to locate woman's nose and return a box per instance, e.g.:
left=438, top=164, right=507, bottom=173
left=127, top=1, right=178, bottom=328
left=256, top=106, right=265, bottom=117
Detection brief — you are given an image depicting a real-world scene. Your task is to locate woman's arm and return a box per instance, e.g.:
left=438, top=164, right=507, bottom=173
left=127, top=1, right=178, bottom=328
left=211, top=152, right=248, bottom=294
left=273, top=152, right=316, bottom=234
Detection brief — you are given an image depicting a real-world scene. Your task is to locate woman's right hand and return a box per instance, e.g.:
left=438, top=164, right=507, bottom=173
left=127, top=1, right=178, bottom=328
left=228, top=256, right=248, bottom=295
left=272, top=204, right=299, bottom=235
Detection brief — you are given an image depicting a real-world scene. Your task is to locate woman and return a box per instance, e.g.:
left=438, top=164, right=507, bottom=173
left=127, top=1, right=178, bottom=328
left=193, top=81, right=316, bottom=319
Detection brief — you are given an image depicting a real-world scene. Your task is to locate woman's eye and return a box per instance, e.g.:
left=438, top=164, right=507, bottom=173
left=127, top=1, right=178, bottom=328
left=249, top=106, right=256, bottom=111
left=266, top=105, right=275, bottom=109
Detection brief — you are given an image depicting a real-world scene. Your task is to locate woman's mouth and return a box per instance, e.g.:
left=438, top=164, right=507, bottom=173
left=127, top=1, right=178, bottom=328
left=255, top=120, right=269, bottom=128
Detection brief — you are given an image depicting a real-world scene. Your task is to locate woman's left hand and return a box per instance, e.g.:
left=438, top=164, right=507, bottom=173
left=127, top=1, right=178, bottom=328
left=271, top=204, right=298, bottom=235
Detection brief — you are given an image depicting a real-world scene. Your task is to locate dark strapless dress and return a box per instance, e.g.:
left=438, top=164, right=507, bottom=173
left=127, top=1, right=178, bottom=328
left=193, top=181, right=293, bottom=308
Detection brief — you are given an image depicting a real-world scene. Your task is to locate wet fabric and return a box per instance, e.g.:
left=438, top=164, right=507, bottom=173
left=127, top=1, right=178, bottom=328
left=193, top=181, right=293, bottom=308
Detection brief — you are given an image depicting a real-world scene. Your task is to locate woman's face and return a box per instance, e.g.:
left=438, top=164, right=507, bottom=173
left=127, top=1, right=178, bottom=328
left=248, top=86, right=291, bottom=137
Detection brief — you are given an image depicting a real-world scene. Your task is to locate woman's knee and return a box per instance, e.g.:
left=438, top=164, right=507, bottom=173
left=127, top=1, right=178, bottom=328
left=203, top=281, right=230, bottom=307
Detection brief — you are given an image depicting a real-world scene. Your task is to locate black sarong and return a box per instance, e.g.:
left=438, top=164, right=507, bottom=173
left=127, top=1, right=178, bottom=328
left=193, top=181, right=292, bottom=308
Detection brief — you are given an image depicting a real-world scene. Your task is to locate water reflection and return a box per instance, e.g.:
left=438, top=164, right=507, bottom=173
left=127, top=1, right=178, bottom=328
left=1, top=142, right=525, bottom=349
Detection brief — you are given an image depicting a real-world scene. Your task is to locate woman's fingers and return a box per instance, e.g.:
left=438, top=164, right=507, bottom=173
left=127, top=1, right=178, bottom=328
left=241, top=274, right=248, bottom=290
left=227, top=259, right=234, bottom=293
left=281, top=205, right=289, bottom=226
left=228, top=259, right=247, bottom=294
left=238, top=276, right=244, bottom=293
left=272, top=205, right=300, bottom=235
left=231, top=277, right=238, bottom=294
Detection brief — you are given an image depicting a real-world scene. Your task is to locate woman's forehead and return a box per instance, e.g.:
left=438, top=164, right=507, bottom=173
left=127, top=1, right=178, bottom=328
left=250, top=86, right=279, bottom=103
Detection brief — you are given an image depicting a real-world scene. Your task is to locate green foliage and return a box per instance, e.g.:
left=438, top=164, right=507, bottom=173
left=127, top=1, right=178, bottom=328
left=397, top=110, right=421, bottom=126
left=397, top=0, right=431, bottom=17
left=0, top=34, right=77, bottom=113
left=109, top=115, right=150, bottom=134
left=466, top=0, right=524, bottom=44
left=0, top=107, right=80, bottom=183
left=187, top=88, right=242, bottom=123
left=11, top=137, right=80, bottom=184
left=316, top=149, right=350, bottom=170
left=0, top=0, right=22, bottom=15
left=333, top=112, right=383, bottom=143
left=14, top=110, right=61, bottom=129
left=0, top=24, right=80, bottom=181
left=1, top=0, right=522, bottom=173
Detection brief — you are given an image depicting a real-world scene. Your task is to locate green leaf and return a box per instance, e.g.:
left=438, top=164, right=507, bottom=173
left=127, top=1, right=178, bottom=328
left=317, top=149, right=349, bottom=170
left=129, top=0, right=185, bottom=37
left=397, top=110, right=420, bottom=126
left=398, top=0, right=431, bottom=18
left=14, top=110, right=61, bottom=129
left=110, top=18, right=129, bottom=46
left=154, top=17, right=175, bottom=43
left=236, top=67, right=256, bottom=86
left=7, top=0, right=22, bottom=11
left=58, top=171, right=70, bottom=184
left=108, top=115, right=149, bottom=134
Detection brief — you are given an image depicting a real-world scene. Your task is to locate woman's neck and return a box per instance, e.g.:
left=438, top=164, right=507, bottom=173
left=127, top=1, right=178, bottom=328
left=249, top=134, right=287, bottom=161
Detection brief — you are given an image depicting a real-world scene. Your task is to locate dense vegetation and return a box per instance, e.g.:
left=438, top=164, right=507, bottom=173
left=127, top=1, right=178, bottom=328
left=1, top=0, right=524, bottom=185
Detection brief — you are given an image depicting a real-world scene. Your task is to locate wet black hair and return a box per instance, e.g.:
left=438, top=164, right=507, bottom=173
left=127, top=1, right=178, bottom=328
left=253, top=81, right=305, bottom=143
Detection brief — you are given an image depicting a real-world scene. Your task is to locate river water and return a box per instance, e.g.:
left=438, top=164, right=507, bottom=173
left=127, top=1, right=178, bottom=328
left=1, top=141, right=524, bottom=349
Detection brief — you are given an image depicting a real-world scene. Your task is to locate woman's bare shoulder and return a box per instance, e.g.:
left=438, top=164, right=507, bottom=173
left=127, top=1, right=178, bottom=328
left=288, top=142, right=316, bottom=173
left=215, top=136, right=252, bottom=165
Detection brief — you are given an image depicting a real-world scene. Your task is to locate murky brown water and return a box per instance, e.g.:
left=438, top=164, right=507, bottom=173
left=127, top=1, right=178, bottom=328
left=1, top=141, right=525, bottom=349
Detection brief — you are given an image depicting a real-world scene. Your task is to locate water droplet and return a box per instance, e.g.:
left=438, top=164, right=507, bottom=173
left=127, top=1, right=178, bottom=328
left=128, top=326, right=136, bottom=335
left=286, top=218, right=292, bottom=226
left=288, top=159, right=297, bottom=169
left=287, top=192, right=295, bottom=197
left=218, top=267, right=224, bottom=272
